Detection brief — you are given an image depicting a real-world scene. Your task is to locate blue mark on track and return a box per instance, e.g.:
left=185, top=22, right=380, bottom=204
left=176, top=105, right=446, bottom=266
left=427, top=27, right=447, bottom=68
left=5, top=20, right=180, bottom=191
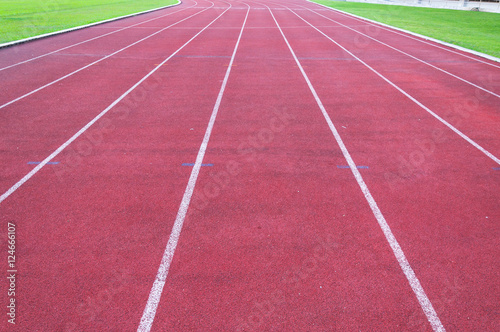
left=493, top=167, right=500, bottom=171
left=337, top=165, right=369, bottom=169
left=27, top=161, right=59, bottom=165
left=182, top=163, right=213, bottom=167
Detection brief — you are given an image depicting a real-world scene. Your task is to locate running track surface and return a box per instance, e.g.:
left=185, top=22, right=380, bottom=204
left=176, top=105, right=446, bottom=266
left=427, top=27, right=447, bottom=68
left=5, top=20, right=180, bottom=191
left=0, top=0, right=499, bottom=331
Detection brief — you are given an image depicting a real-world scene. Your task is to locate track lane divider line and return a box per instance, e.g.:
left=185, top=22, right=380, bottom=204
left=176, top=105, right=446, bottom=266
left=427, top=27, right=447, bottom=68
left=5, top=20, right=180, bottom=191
left=0, top=2, right=215, bottom=111
left=0, top=1, right=199, bottom=72
left=264, top=3, right=446, bottom=332
left=286, top=7, right=500, bottom=166
left=306, top=0, right=500, bottom=69
left=0, top=1, right=224, bottom=205
left=295, top=3, right=500, bottom=99
left=137, top=3, right=249, bottom=332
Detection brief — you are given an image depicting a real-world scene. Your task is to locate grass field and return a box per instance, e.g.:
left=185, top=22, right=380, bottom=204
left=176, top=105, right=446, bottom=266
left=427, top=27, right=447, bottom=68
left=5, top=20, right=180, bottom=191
left=0, top=0, right=179, bottom=44
left=312, top=0, right=500, bottom=58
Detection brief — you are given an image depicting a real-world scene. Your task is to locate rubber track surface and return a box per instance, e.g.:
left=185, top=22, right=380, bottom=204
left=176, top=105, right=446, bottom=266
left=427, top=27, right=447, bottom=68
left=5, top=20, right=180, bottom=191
left=0, top=0, right=498, bottom=331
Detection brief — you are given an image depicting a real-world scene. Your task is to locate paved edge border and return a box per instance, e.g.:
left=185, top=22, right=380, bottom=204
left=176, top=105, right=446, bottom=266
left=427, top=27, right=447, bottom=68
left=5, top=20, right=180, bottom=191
left=308, top=0, right=500, bottom=63
left=0, top=0, right=182, bottom=50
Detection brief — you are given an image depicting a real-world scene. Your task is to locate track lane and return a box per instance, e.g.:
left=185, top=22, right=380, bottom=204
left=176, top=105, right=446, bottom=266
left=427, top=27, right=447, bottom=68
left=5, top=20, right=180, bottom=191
left=148, top=2, right=438, bottom=331
left=266, top=3, right=444, bottom=330
left=137, top=2, right=249, bottom=330
left=0, top=1, right=242, bottom=330
left=0, top=3, right=231, bottom=195
left=269, top=1, right=499, bottom=330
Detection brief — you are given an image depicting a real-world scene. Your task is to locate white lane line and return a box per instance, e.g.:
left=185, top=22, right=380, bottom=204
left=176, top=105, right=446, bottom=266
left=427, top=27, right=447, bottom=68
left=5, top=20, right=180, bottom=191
left=0, top=1, right=223, bottom=205
left=306, top=0, right=500, bottom=68
left=0, top=2, right=198, bottom=72
left=287, top=7, right=500, bottom=166
left=266, top=4, right=446, bottom=332
left=0, top=3, right=214, bottom=111
left=137, top=3, right=249, bottom=332
left=296, top=4, right=500, bottom=99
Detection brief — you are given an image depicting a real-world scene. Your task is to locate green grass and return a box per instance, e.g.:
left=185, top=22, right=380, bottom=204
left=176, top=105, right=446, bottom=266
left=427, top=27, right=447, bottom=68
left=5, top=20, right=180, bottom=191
left=312, top=0, right=500, bottom=58
left=0, top=0, right=179, bottom=44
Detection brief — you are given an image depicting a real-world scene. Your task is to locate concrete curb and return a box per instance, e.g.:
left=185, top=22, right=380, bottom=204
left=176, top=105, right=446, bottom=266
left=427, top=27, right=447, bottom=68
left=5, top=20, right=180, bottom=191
left=308, top=0, right=500, bottom=64
left=0, top=0, right=182, bottom=50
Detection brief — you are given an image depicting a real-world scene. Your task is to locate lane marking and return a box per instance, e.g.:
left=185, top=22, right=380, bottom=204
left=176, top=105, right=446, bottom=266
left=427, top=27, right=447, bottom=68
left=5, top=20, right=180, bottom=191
left=0, top=4, right=215, bottom=111
left=265, top=4, right=446, bottom=332
left=337, top=165, right=369, bottom=169
left=0, top=2, right=197, bottom=72
left=181, top=163, right=213, bottom=166
left=287, top=7, right=500, bottom=166
left=27, top=162, right=60, bottom=165
left=298, top=4, right=500, bottom=99
left=137, top=3, right=249, bottom=332
left=0, top=1, right=220, bottom=205
left=306, top=0, right=500, bottom=68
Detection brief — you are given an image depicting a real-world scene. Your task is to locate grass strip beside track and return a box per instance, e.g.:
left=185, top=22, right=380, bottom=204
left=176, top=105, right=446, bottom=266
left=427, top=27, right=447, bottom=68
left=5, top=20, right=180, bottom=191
left=312, top=0, right=500, bottom=58
left=0, top=0, right=179, bottom=44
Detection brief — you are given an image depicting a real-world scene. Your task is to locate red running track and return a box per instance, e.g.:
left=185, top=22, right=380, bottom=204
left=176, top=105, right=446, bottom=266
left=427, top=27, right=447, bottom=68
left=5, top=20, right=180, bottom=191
left=0, top=0, right=498, bottom=331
